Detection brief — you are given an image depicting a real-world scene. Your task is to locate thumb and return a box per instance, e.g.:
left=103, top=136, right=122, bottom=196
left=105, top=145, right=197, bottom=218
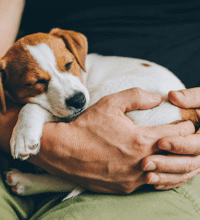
left=108, top=87, right=162, bottom=113
left=168, top=88, right=200, bottom=108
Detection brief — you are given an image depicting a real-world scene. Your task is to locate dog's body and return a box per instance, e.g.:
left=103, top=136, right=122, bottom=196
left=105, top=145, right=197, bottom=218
left=0, top=29, right=198, bottom=200
left=85, top=54, right=188, bottom=126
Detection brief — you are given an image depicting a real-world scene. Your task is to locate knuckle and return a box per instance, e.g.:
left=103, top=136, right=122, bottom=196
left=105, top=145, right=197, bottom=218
left=133, top=134, right=151, bottom=154
left=177, top=128, right=186, bottom=137
left=132, top=87, right=144, bottom=96
left=99, top=95, right=116, bottom=109
left=131, top=87, right=146, bottom=101
left=176, top=126, right=192, bottom=137
left=185, top=160, right=196, bottom=173
left=134, top=134, right=146, bottom=146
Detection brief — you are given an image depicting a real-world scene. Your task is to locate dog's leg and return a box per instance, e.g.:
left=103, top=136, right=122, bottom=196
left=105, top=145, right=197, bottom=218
left=5, top=169, right=81, bottom=196
left=10, top=103, right=53, bottom=160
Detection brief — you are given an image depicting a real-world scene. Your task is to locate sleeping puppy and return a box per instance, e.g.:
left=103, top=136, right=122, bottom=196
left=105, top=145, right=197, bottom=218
left=0, top=28, right=198, bottom=200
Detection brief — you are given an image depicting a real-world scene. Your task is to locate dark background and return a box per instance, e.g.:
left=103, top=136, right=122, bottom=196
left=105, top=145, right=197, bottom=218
left=18, top=1, right=200, bottom=88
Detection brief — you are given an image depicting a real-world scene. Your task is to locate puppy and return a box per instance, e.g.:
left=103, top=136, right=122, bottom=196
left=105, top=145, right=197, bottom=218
left=0, top=28, right=198, bottom=200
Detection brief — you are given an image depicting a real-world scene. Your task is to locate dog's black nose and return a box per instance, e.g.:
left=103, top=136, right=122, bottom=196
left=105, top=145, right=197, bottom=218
left=66, top=92, right=86, bottom=109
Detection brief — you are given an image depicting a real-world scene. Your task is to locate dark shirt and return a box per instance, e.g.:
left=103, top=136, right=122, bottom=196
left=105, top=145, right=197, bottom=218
left=19, top=1, right=200, bottom=88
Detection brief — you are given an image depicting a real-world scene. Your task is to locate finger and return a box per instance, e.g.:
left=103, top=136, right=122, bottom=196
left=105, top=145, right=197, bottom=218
left=158, top=133, right=200, bottom=155
left=144, top=120, right=195, bottom=141
left=154, top=183, right=184, bottom=190
left=141, top=155, right=200, bottom=173
left=144, top=168, right=200, bottom=186
left=103, top=88, right=162, bottom=113
left=168, top=88, right=200, bottom=108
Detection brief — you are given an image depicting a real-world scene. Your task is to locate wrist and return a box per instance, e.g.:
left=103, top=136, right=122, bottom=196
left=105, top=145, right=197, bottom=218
left=28, top=122, right=74, bottom=175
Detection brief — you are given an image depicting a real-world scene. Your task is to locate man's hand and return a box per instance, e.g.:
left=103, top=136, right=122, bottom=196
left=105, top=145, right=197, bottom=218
left=141, top=88, right=200, bottom=190
left=28, top=88, right=195, bottom=194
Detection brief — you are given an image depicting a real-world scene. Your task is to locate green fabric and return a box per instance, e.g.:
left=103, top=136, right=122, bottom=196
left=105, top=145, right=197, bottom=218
left=0, top=152, right=200, bottom=220
left=0, top=152, right=34, bottom=219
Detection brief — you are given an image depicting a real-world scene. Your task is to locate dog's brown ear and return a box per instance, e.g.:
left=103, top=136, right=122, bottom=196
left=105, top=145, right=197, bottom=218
left=50, top=28, right=88, bottom=72
left=0, top=60, right=6, bottom=114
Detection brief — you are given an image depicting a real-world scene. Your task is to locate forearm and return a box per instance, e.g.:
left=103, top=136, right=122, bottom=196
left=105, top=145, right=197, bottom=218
left=0, top=0, right=25, bottom=57
left=0, top=89, right=195, bottom=194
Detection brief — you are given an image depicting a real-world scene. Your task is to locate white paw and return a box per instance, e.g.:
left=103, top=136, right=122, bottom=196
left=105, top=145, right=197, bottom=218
left=10, top=125, right=41, bottom=160
left=5, top=169, right=27, bottom=195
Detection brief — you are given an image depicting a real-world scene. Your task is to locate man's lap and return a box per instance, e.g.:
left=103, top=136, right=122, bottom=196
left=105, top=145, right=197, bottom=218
left=0, top=152, right=34, bottom=219
left=30, top=183, right=200, bottom=220
left=0, top=151, right=200, bottom=220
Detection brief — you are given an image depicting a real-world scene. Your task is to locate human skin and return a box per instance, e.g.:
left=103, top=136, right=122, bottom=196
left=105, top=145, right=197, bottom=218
left=142, top=88, right=200, bottom=190
left=1, top=0, right=200, bottom=194
left=0, top=88, right=195, bottom=194
left=0, top=0, right=25, bottom=57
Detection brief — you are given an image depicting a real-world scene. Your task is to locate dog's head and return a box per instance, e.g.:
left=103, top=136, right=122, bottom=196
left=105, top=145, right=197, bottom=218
left=0, top=28, right=90, bottom=120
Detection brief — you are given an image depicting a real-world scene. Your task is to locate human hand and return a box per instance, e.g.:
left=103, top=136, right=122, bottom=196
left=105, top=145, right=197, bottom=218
left=141, top=88, right=200, bottom=190
left=29, top=88, right=195, bottom=194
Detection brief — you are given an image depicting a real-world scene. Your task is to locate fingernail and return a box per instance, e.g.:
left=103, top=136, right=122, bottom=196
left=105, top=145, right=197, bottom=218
left=171, top=90, right=181, bottom=95
left=159, top=143, right=172, bottom=151
left=173, top=90, right=186, bottom=100
left=143, top=161, right=156, bottom=171
left=148, top=174, right=159, bottom=183
left=156, top=185, right=165, bottom=189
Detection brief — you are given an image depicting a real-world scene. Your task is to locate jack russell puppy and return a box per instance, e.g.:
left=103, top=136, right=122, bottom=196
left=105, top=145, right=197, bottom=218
left=0, top=28, right=198, bottom=200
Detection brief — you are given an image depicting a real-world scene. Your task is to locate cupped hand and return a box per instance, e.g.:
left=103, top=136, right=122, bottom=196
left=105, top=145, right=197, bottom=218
left=28, top=88, right=195, bottom=194
left=141, top=88, right=200, bottom=190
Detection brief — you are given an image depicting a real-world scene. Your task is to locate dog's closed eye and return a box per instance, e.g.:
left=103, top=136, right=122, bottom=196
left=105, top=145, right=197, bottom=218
left=36, top=79, right=47, bottom=85
left=65, top=61, right=73, bottom=71
left=25, top=79, right=47, bottom=87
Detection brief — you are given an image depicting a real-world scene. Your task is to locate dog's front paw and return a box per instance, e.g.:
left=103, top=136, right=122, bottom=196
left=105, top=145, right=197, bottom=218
left=10, top=125, right=41, bottom=160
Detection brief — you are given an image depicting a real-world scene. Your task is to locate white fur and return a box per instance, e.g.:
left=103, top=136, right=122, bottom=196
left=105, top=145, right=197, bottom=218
left=10, top=103, right=52, bottom=160
left=8, top=45, right=186, bottom=200
left=84, top=54, right=185, bottom=126
left=10, top=43, right=90, bottom=159
left=27, top=43, right=90, bottom=118
left=6, top=169, right=78, bottom=195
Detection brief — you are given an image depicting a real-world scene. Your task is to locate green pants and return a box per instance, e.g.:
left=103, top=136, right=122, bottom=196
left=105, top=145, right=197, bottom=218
left=1, top=151, right=200, bottom=220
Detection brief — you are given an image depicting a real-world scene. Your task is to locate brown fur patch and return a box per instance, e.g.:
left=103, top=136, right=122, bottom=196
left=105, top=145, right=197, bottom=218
left=1, top=30, right=87, bottom=104
left=2, top=40, right=51, bottom=103
left=141, top=63, right=151, bottom=67
left=180, top=108, right=200, bottom=127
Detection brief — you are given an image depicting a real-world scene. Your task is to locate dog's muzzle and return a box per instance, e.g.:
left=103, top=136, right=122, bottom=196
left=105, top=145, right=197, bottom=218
left=65, top=91, right=86, bottom=109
